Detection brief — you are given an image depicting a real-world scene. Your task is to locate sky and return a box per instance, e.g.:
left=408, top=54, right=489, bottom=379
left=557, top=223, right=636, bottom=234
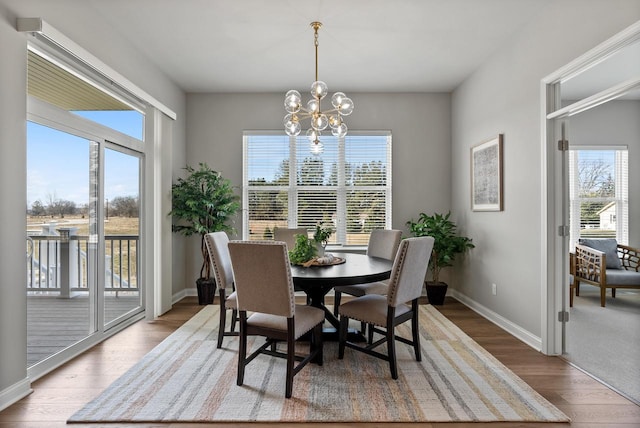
left=27, top=111, right=142, bottom=208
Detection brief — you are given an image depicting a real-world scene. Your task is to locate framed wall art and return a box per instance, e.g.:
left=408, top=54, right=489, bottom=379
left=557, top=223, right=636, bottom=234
left=471, top=134, right=503, bottom=211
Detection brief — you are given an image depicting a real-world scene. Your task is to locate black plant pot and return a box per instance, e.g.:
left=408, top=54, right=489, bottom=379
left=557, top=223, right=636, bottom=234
left=425, top=281, right=448, bottom=305
left=196, top=277, right=216, bottom=305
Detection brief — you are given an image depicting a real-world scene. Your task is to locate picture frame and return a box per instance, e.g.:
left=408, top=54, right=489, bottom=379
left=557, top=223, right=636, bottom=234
left=471, top=134, right=503, bottom=211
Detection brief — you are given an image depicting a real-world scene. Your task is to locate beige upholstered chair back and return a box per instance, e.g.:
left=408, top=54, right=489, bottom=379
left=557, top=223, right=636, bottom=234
left=387, top=236, right=435, bottom=307
left=204, top=232, right=234, bottom=291
left=273, top=227, right=308, bottom=249
left=367, top=229, right=402, bottom=261
left=228, top=240, right=296, bottom=317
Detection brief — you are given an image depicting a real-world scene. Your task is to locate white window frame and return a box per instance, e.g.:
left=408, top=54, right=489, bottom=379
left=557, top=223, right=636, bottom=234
left=568, top=145, right=629, bottom=249
left=242, top=131, right=392, bottom=247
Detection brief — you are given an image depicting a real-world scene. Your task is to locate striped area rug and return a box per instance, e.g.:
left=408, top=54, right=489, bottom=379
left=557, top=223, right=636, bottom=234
left=68, top=304, right=569, bottom=423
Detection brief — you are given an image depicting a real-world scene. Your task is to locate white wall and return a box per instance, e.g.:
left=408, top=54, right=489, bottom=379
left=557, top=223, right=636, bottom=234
left=450, top=1, right=640, bottom=338
left=0, top=0, right=187, bottom=408
left=569, top=100, right=640, bottom=246
left=0, top=3, right=30, bottom=406
left=185, top=92, right=451, bottom=287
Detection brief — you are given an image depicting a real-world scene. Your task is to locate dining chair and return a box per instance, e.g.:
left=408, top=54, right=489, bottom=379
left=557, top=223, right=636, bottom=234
left=204, top=232, right=239, bottom=348
left=228, top=240, right=324, bottom=398
left=273, top=227, right=309, bottom=249
left=332, top=229, right=402, bottom=320
left=338, top=236, right=434, bottom=379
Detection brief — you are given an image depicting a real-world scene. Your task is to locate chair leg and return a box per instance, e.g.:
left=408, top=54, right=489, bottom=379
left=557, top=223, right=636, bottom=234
left=367, top=323, right=374, bottom=344
left=338, top=316, right=349, bottom=359
left=387, top=319, right=398, bottom=380
left=575, top=280, right=580, bottom=296
left=230, top=309, right=237, bottom=332
left=612, top=287, right=616, bottom=298
left=569, top=284, right=574, bottom=307
left=313, top=322, right=323, bottom=366
left=217, top=302, right=227, bottom=349
left=411, top=300, right=421, bottom=362
left=217, top=288, right=228, bottom=348
left=237, top=312, right=248, bottom=386
left=333, top=291, right=342, bottom=316
left=600, top=286, right=606, bottom=307
left=285, top=318, right=295, bottom=398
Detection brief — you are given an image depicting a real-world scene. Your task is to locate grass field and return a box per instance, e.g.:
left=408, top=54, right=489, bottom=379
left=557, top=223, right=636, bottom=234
left=27, top=215, right=139, bottom=236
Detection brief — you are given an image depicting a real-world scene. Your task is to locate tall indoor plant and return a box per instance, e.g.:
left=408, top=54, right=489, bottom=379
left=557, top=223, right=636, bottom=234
left=170, top=163, right=240, bottom=304
left=406, top=211, right=474, bottom=305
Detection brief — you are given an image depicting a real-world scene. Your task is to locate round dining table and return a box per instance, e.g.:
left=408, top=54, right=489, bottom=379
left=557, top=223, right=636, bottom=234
left=290, top=252, right=393, bottom=338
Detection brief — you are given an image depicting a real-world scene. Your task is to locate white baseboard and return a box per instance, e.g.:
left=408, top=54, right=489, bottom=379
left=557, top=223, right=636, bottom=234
left=0, top=378, right=32, bottom=412
left=448, top=289, right=542, bottom=352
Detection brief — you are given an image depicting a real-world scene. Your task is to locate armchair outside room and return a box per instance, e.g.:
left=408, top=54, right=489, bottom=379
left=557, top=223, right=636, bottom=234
left=573, top=240, right=640, bottom=307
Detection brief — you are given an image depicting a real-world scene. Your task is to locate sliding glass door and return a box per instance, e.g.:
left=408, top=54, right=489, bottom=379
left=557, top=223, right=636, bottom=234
left=26, top=46, right=146, bottom=372
left=26, top=122, right=98, bottom=366
left=103, top=147, right=143, bottom=327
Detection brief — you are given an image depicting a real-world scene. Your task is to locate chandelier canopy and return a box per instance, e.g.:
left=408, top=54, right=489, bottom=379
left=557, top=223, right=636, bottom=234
left=283, top=22, right=354, bottom=154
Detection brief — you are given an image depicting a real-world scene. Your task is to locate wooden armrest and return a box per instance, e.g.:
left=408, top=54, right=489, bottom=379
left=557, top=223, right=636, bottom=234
left=574, top=244, right=605, bottom=285
left=618, top=244, right=640, bottom=271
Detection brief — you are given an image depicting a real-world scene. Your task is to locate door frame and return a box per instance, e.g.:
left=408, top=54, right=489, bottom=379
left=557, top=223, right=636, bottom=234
left=541, top=21, right=640, bottom=355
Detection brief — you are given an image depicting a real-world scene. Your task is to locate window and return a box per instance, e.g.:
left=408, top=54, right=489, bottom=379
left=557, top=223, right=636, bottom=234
left=569, top=147, right=628, bottom=248
left=243, top=132, right=392, bottom=246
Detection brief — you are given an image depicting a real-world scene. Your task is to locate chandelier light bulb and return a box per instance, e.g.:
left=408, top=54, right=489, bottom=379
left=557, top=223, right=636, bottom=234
left=310, top=140, right=324, bottom=155
left=285, top=120, right=301, bottom=136
left=307, top=98, right=320, bottom=113
left=306, top=128, right=320, bottom=143
left=282, top=21, right=353, bottom=151
left=338, top=97, right=354, bottom=116
left=285, top=92, right=301, bottom=113
left=331, top=92, right=345, bottom=108
left=311, top=81, right=328, bottom=99
left=332, top=123, right=348, bottom=138
left=312, top=113, right=329, bottom=131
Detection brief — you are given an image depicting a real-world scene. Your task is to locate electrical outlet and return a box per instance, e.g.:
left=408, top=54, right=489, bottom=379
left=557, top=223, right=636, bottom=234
left=491, top=283, right=497, bottom=296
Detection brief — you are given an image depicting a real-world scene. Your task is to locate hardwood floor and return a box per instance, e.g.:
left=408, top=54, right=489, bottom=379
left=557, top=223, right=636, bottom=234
left=1, top=296, right=638, bottom=427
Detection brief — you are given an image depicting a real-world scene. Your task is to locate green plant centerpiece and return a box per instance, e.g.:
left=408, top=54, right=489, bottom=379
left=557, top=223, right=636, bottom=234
left=289, top=233, right=317, bottom=265
left=406, top=211, right=474, bottom=305
left=169, top=163, right=240, bottom=304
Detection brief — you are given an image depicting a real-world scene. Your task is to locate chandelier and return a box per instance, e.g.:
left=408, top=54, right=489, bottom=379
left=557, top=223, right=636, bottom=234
left=283, top=22, right=354, bottom=154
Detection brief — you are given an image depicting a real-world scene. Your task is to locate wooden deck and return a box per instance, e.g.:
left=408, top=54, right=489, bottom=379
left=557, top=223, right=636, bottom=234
left=27, top=293, right=141, bottom=366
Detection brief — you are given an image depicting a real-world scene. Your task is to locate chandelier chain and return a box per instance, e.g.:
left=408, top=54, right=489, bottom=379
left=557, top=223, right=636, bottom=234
left=313, top=22, right=320, bottom=82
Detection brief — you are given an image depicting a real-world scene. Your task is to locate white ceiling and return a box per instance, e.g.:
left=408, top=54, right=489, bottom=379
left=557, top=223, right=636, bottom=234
left=7, top=0, right=553, bottom=93
left=5, top=0, right=638, bottom=98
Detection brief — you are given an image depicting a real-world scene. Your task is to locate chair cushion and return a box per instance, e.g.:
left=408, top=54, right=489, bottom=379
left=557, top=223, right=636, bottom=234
left=579, top=238, right=622, bottom=269
left=605, top=269, right=640, bottom=286
left=247, top=304, right=324, bottom=339
left=334, top=281, right=389, bottom=297
left=338, top=294, right=410, bottom=327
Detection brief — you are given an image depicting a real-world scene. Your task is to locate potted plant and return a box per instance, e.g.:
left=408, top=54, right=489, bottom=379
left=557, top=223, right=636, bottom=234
left=406, top=211, right=474, bottom=305
left=313, top=223, right=334, bottom=257
left=170, top=163, right=240, bottom=305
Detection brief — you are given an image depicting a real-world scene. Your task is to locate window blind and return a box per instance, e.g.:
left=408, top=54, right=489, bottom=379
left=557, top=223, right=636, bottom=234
left=568, top=147, right=628, bottom=249
left=243, top=132, right=391, bottom=245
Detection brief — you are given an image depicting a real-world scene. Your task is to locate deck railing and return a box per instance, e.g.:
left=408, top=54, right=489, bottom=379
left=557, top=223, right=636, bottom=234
left=27, top=229, right=139, bottom=296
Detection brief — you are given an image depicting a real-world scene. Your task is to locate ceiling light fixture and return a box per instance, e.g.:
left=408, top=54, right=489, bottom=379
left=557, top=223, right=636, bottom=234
left=283, top=22, right=354, bottom=155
